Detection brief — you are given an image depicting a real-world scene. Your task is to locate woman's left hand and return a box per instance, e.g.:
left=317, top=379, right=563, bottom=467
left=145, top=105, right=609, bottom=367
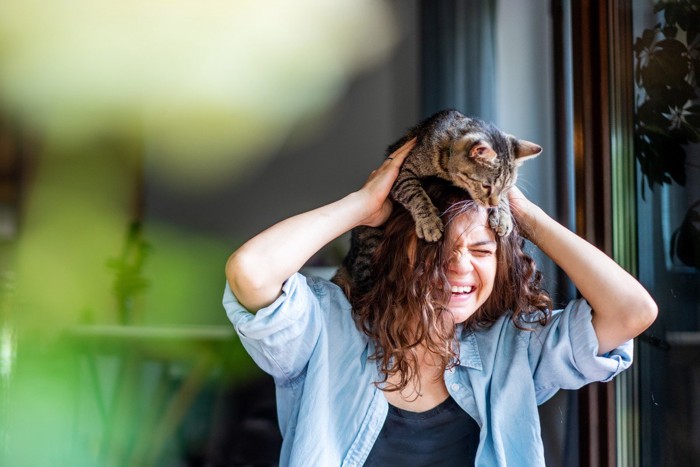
left=507, top=186, right=540, bottom=241
left=508, top=185, right=657, bottom=354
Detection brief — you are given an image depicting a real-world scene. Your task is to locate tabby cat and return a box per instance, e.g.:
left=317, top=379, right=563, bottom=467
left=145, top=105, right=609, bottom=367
left=331, top=109, right=542, bottom=300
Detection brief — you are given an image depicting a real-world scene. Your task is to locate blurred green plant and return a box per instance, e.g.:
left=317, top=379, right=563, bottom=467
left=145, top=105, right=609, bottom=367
left=633, top=0, right=700, bottom=193
left=0, top=0, right=399, bottom=333
left=0, top=1, right=399, bottom=464
left=107, top=222, right=151, bottom=325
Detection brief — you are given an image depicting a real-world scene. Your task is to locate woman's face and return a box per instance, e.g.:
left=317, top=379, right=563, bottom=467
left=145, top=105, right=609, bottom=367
left=444, top=209, right=497, bottom=324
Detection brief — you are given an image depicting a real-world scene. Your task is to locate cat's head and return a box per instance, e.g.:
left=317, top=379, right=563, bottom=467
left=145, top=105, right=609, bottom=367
left=445, top=119, right=541, bottom=208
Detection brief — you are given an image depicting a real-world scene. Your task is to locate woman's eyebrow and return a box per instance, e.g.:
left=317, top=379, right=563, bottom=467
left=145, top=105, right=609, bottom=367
left=468, top=239, right=497, bottom=248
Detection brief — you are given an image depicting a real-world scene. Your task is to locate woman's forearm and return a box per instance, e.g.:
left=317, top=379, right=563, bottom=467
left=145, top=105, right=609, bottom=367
left=226, top=138, right=416, bottom=313
left=226, top=192, right=368, bottom=312
left=512, top=191, right=657, bottom=354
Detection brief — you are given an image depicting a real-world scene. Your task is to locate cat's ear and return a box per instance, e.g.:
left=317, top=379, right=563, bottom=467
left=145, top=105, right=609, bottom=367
left=514, top=139, right=542, bottom=164
left=469, top=142, right=497, bottom=161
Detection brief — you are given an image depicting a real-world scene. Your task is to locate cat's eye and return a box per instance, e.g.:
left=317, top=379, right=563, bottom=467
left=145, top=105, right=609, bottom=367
left=474, top=145, right=487, bottom=156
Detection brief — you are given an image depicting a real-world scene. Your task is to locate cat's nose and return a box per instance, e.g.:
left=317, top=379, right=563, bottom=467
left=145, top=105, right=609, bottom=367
left=489, top=195, right=500, bottom=207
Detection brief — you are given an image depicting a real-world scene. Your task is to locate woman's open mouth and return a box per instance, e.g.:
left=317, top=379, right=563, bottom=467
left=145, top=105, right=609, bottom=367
left=450, top=285, right=475, bottom=295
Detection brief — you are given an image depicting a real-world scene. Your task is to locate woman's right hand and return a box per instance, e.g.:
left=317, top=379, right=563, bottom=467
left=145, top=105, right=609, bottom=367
left=227, top=137, right=415, bottom=311
left=355, top=138, right=416, bottom=228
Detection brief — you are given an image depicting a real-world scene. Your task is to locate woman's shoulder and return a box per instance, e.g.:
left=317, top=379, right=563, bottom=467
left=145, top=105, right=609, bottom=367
left=301, top=268, right=350, bottom=302
left=477, top=300, right=584, bottom=333
left=467, top=304, right=559, bottom=345
left=472, top=299, right=595, bottom=349
left=299, top=270, right=360, bottom=329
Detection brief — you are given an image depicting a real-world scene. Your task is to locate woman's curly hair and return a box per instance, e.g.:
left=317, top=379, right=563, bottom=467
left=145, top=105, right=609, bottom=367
left=351, top=178, right=552, bottom=394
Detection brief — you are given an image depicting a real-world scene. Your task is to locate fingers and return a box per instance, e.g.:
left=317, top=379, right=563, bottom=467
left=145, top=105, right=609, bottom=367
left=384, top=137, right=416, bottom=166
left=366, top=137, right=417, bottom=187
left=507, top=186, right=539, bottom=238
left=508, top=185, right=525, bottom=201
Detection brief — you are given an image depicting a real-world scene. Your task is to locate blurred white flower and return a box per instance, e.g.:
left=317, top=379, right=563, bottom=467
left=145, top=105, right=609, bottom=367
left=662, top=100, right=693, bottom=130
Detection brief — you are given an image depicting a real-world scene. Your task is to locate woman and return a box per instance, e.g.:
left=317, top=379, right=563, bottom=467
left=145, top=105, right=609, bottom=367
left=224, top=139, right=657, bottom=466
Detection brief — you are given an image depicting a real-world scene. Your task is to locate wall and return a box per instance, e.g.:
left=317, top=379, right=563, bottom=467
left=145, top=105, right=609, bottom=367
left=495, top=0, right=558, bottom=288
left=495, top=2, right=578, bottom=466
left=141, top=0, right=419, bottom=325
left=145, top=0, right=419, bottom=252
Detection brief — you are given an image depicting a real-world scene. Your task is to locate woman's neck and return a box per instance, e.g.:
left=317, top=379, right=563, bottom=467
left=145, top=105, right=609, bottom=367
left=383, top=345, right=450, bottom=412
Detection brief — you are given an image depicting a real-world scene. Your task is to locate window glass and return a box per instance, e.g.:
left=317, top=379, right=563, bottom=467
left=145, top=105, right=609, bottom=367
left=633, top=1, right=700, bottom=464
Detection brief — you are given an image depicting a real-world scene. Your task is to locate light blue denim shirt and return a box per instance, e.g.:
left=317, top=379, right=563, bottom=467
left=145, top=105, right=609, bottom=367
left=223, top=273, right=633, bottom=467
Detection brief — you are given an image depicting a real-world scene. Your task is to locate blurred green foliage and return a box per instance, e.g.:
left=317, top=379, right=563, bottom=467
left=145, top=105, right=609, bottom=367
left=0, top=0, right=398, bottom=464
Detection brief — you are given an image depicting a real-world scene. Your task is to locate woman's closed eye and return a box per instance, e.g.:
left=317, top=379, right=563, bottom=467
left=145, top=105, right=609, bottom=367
left=450, top=246, right=495, bottom=260
left=470, top=248, right=495, bottom=257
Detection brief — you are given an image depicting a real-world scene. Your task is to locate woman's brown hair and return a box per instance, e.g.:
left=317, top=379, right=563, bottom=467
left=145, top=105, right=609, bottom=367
left=351, top=178, right=552, bottom=393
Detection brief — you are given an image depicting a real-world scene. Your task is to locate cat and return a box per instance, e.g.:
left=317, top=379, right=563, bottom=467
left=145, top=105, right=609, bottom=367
left=331, top=109, right=542, bottom=300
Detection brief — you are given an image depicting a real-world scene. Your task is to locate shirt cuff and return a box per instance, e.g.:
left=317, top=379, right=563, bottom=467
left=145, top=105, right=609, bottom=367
left=567, top=299, right=634, bottom=382
left=223, top=272, right=310, bottom=340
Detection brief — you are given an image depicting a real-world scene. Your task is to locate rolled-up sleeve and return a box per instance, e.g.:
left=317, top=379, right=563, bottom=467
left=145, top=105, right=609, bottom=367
left=223, top=273, right=322, bottom=382
left=528, top=299, right=633, bottom=403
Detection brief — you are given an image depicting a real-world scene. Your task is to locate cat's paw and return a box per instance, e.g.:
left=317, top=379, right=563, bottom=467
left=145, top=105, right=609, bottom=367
left=489, top=209, right=513, bottom=237
left=416, top=216, right=444, bottom=242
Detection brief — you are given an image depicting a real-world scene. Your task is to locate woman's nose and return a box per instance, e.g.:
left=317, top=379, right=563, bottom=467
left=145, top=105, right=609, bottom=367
left=450, top=252, right=474, bottom=273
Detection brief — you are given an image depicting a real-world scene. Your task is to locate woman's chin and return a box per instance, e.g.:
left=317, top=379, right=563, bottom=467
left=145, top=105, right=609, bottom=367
left=447, top=300, right=477, bottom=324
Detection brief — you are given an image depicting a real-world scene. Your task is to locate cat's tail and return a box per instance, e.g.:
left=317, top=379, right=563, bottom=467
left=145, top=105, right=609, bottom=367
left=330, top=265, right=354, bottom=300
left=330, top=225, right=384, bottom=307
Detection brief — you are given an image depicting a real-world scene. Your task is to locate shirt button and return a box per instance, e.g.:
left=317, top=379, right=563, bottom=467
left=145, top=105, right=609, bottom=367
left=451, top=383, right=460, bottom=391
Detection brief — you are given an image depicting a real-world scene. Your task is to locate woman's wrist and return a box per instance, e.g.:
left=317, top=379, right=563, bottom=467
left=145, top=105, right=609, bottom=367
left=342, top=191, right=372, bottom=227
left=511, top=198, right=544, bottom=243
left=346, top=189, right=392, bottom=228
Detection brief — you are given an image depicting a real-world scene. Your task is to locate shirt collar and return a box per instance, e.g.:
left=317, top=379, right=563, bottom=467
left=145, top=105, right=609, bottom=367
left=457, top=327, right=483, bottom=370
left=362, top=328, right=483, bottom=371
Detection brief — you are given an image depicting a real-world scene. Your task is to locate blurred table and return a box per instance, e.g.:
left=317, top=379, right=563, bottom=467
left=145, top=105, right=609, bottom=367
left=64, top=324, right=259, bottom=466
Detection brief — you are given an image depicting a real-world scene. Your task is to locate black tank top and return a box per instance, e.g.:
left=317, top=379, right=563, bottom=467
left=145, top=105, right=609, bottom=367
left=363, top=395, right=480, bottom=466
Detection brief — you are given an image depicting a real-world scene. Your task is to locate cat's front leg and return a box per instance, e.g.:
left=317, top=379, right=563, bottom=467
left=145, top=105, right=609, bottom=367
left=391, top=176, right=444, bottom=242
left=489, top=199, right=513, bottom=237
left=414, top=204, right=444, bottom=242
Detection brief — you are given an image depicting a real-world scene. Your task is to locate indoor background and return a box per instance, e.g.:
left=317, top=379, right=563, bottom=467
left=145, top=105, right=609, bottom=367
left=0, top=0, right=697, bottom=466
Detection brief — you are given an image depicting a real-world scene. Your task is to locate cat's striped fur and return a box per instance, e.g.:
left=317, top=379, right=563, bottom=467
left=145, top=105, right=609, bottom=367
left=332, top=109, right=541, bottom=301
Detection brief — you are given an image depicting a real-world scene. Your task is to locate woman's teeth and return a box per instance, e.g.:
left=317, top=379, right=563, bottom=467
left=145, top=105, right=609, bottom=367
left=451, top=285, right=474, bottom=294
